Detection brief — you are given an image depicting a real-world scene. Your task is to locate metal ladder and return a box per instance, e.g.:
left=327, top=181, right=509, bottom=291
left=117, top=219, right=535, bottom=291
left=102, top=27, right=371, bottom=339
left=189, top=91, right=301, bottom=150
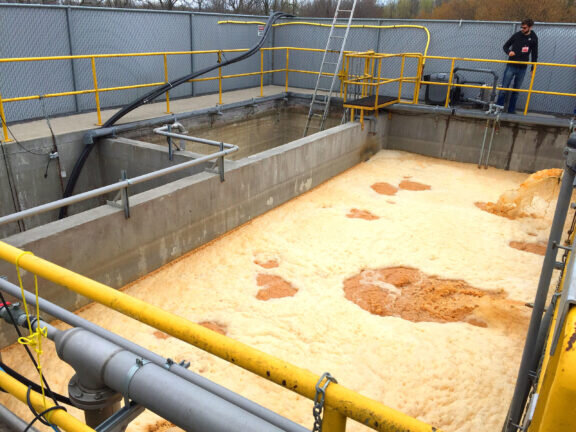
left=303, top=0, right=357, bottom=136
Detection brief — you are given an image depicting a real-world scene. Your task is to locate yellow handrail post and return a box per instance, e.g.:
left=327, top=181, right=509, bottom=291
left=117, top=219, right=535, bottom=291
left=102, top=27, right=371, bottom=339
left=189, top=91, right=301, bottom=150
left=398, top=55, right=405, bottom=101
left=164, top=53, right=171, bottom=114
left=260, top=49, right=264, bottom=97
left=375, top=57, right=383, bottom=109
left=524, top=64, right=537, bottom=116
left=0, top=92, right=12, bottom=143
left=218, top=51, right=223, bottom=105
left=323, top=406, right=347, bottom=432
left=91, top=57, right=102, bottom=126
left=413, top=55, right=423, bottom=104
left=285, top=48, right=290, bottom=92
left=443, top=58, right=456, bottom=108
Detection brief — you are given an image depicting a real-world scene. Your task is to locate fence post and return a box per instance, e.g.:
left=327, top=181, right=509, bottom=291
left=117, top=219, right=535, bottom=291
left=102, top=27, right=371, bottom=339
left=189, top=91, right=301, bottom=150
left=285, top=48, right=290, bottom=92
left=91, top=57, right=102, bottom=126
left=260, top=49, right=264, bottom=97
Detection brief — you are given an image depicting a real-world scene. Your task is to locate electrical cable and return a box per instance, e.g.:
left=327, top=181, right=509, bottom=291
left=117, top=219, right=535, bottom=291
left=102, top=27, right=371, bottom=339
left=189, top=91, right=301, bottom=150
left=0, top=114, right=51, bottom=157
left=25, top=386, right=64, bottom=432
left=0, top=293, right=60, bottom=407
left=0, top=360, right=72, bottom=406
left=59, top=11, right=292, bottom=219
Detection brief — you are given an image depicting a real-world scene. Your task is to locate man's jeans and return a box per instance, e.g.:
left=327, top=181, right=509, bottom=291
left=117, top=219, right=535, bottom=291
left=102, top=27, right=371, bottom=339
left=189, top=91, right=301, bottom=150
left=496, top=64, right=528, bottom=113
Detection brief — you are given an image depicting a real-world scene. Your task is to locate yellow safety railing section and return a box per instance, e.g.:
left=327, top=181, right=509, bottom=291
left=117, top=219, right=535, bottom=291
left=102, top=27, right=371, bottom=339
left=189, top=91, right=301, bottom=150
left=0, top=240, right=440, bottom=432
left=419, top=55, right=576, bottom=115
left=1, top=48, right=576, bottom=143
left=341, top=51, right=423, bottom=127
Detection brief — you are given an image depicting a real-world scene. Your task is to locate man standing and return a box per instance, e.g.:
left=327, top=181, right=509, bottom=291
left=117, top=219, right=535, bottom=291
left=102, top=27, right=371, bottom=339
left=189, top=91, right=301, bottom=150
left=496, top=19, right=538, bottom=113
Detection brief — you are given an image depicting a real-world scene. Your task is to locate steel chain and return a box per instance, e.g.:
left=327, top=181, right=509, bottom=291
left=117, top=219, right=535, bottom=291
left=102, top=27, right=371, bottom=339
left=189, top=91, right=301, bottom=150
left=312, top=372, right=338, bottom=432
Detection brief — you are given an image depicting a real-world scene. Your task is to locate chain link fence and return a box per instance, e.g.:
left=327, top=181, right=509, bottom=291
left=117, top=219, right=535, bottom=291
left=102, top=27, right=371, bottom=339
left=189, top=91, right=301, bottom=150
left=0, top=4, right=575, bottom=123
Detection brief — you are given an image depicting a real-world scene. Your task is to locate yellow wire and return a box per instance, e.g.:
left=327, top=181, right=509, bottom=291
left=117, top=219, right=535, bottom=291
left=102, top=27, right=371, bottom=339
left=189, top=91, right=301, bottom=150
left=15, top=251, right=48, bottom=410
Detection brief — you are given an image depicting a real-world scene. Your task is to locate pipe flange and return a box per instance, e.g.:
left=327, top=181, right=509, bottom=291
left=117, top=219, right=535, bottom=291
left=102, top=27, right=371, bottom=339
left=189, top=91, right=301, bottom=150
left=68, top=374, right=121, bottom=410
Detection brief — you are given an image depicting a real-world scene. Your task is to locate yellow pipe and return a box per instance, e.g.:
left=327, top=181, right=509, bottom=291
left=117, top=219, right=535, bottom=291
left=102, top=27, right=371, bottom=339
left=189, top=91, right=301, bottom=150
left=0, top=370, right=95, bottom=432
left=260, top=50, right=264, bottom=97
left=524, top=64, right=537, bottom=116
left=0, top=91, right=12, bottom=143
left=90, top=57, right=101, bottom=126
left=164, top=54, right=170, bottom=114
left=285, top=48, right=290, bottom=92
left=218, top=21, right=432, bottom=63
left=0, top=241, right=440, bottom=432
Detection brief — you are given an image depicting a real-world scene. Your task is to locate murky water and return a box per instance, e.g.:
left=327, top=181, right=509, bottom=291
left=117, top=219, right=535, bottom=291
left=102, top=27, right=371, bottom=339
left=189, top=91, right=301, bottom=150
left=0, top=150, right=562, bottom=432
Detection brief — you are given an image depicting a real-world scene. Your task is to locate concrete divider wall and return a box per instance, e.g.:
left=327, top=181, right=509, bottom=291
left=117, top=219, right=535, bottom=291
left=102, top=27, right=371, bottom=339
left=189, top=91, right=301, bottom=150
left=0, top=121, right=379, bottom=348
left=381, top=107, right=571, bottom=171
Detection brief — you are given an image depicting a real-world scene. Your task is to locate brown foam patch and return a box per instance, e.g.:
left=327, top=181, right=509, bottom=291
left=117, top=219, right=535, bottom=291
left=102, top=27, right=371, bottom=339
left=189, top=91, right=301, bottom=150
left=398, top=180, right=431, bottom=191
left=347, top=208, right=379, bottom=220
left=153, top=331, right=170, bottom=340
left=371, top=182, right=398, bottom=195
left=254, top=258, right=279, bottom=269
left=475, top=201, right=517, bottom=220
left=256, top=274, right=298, bottom=300
left=509, top=241, right=547, bottom=256
left=343, top=267, right=529, bottom=332
left=199, top=321, right=228, bottom=335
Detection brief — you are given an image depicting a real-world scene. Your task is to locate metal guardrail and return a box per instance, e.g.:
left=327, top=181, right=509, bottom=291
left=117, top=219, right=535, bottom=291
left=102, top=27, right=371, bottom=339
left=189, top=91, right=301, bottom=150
left=0, top=134, right=238, bottom=227
left=1, top=48, right=576, bottom=143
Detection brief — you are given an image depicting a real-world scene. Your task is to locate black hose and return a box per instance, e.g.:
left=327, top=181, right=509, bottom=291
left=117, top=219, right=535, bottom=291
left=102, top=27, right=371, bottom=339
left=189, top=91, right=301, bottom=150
left=59, top=12, right=292, bottom=219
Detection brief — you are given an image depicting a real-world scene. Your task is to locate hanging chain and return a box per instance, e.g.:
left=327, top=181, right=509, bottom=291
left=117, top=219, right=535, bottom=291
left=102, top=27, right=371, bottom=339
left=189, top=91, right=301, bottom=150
left=312, top=372, right=338, bottom=432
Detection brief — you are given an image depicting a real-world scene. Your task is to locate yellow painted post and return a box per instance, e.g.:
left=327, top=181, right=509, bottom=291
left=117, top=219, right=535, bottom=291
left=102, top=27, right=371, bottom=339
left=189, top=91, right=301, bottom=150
left=91, top=57, right=102, bottom=126
left=398, top=55, right=406, bottom=101
left=260, top=49, right=264, bottom=97
left=323, top=406, right=347, bottom=432
left=360, top=108, right=364, bottom=130
left=443, top=58, right=456, bottom=108
left=218, top=51, right=223, bottom=105
left=523, top=64, right=537, bottom=116
left=0, top=92, right=12, bottom=143
left=413, top=55, right=423, bottom=103
left=375, top=57, right=382, bottom=108
left=285, top=48, right=290, bottom=92
left=164, top=54, right=171, bottom=114
left=350, top=107, right=355, bottom=122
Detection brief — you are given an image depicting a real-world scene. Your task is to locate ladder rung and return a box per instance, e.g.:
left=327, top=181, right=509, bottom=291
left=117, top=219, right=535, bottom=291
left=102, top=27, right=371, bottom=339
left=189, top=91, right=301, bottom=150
left=317, top=88, right=331, bottom=92
left=337, top=9, right=352, bottom=12
left=323, top=61, right=339, bottom=65
left=330, top=35, right=345, bottom=39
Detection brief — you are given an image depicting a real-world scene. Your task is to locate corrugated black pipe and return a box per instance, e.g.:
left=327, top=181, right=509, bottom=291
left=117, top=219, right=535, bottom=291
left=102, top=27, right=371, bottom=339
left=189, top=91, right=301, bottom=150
left=59, top=11, right=291, bottom=219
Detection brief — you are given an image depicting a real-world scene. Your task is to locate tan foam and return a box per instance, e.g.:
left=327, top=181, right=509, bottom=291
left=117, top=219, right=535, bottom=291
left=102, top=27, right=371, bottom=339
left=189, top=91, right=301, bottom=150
left=0, top=150, right=559, bottom=432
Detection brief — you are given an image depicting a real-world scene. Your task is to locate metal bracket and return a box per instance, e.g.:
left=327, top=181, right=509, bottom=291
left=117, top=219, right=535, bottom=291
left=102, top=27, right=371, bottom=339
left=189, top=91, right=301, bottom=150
left=106, top=170, right=130, bottom=219
left=122, top=358, right=150, bottom=397
left=95, top=399, right=145, bottom=432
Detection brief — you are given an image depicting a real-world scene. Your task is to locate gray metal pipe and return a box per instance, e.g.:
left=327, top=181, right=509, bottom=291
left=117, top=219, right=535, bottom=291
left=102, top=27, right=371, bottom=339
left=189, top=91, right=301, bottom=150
left=504, top=137, right=576, bottom=431
left=0, top=278, right=308, bottom=432
left=0, top=403, right=41, bottom=432
left=0, top=140, right=238, bottom=227
left=55, top=328, right=286, bottom=432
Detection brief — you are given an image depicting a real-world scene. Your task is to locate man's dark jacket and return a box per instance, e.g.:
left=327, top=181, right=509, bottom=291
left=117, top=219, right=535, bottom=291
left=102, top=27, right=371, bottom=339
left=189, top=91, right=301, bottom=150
left=502, top=31, right=538, bottom=68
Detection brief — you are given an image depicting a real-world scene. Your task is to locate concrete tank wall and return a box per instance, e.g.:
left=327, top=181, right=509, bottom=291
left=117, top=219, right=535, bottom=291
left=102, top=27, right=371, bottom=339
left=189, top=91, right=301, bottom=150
left=0, top=122, right=380, bottom=347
